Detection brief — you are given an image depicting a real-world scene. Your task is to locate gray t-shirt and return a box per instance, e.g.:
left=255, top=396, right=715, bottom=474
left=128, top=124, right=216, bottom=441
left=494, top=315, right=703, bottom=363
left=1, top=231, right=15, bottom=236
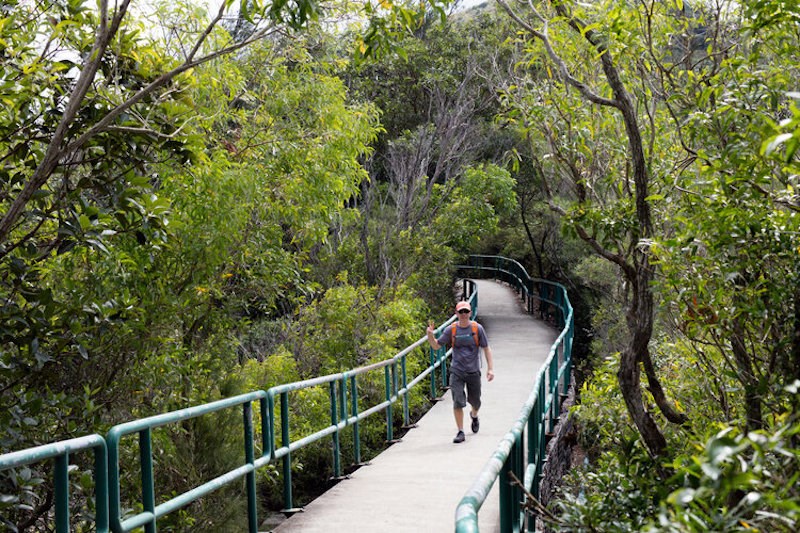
left=437, top=321, right=489, bottom=375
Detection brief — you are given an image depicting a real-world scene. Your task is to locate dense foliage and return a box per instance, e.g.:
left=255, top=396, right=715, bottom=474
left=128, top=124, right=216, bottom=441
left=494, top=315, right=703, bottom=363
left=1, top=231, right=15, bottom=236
left=0, top=1, right=513, bottom=530
left=1, top=0, right=799, bottom=531
left=493, top=0, right=800, bottom=530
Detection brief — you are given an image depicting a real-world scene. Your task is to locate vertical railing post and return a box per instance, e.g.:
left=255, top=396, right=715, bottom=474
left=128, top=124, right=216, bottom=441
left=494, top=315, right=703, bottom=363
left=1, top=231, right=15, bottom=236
left=549, top=355, right=558, bottom=433
left=527, top=404, right=539, bottom=532
left=261, top=394, right=275, bottom=459
left=243, top=402, right=258, bottom=533
left=94, top=443, right=109, bottom=533
left=401, top=357, right=411, bottom=427
left=554, top=339, right=565, bottom=394
left=338, top=376, right=347, bottom=425
left=393, top=361, right=399, bottom=401
left=139, top=428, right=156, bottom=533
left=330, top=381, right=341, bottom=479
left=528, top=404, right=538, bottom=468
left=564, top=316, right=574, bottom=396
left=514, top=433, right=524, bottom=530
left=500, top=452, right=513, bottom=533
left=54, top=453, right=69, bottom=533
left=338, top=376, right=348, bottom=467
left=384, top=366, right=393, bottom=442
left=350, top=375, right=362, bottom=465
left=280, top=392, right=294, bottom=512
left=527, top=279, right=532, bottom=314
left=536, top=378, right=546, bottom=500
left=108, top=434, right=122, bottom=532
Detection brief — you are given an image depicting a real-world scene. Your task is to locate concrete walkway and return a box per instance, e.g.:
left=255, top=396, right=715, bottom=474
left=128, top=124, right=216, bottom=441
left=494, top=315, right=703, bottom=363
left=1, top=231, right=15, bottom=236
left=269, top=279, right=557, bottom=533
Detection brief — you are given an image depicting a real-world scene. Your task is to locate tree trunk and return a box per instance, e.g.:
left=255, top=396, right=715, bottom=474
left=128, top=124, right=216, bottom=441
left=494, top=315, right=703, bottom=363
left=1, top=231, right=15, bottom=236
left=520, top=202, right=545, bottom=279
left=359, top=180, right=377, bottom=285
left=620, top=267, right=668, bottom=456
left=618, top=347, right=667, bottom=456
left=791, top=274, right=800, bottom=385
left=641, top=348, right=689, bottom=424
left=793, top=279, right=800, bottom=446
left=731, top=316, right=763, bottom=431
left=498, top=0, right=687, bottom=457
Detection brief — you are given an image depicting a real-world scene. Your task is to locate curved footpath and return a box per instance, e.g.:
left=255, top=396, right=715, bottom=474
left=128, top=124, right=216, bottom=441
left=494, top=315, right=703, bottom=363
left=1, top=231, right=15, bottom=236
left=269, top=279, right=557, bottom=533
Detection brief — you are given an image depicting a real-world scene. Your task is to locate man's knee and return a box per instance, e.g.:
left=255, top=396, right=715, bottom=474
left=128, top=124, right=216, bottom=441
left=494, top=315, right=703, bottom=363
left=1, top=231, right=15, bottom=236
left=452, top=394, right=467, bottom=409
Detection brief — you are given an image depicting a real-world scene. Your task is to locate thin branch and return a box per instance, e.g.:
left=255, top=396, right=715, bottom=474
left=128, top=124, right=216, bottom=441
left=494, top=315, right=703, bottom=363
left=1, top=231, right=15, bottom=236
left=0, top=3, right=283, bottom=251
left=104, top=125, right=187, bottom=138
left=67, top=24, right=281, bottom=157
left=546, top=199, right=635, bottom=278
left=0, top=0, right=132, bottom=246
left=507, top=470, right=564, bottom=525
left=496, top=0, right=620, bottom=108
left=188, top=1, right=228, bottom=62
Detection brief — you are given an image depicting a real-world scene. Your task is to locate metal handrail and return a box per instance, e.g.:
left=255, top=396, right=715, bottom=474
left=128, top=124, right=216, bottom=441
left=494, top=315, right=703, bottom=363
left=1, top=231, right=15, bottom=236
left=454, top=255, right=574, bottom=533
left=0, top=435, right=109, bottom=533
left=0, top=280, right=479, bottom=532
left=105, top=391, right=269, bottom=532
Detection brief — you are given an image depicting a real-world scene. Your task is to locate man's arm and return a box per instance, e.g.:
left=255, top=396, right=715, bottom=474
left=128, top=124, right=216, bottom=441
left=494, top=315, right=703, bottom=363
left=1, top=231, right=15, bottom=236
left=484, top=346, right=495, bottom=382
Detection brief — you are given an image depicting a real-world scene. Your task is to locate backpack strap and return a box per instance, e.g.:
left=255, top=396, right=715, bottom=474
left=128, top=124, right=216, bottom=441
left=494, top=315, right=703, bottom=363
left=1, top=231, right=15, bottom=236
left=451, top=321, right=480, bottom=347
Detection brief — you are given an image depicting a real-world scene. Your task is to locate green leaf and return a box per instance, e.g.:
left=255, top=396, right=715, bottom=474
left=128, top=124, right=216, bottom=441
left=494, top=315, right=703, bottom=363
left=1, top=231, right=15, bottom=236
left=669, top=488, right=695, bottom=506
left=707, top=435, right=738, bottom=465
left=761, top=133, right=793, bottom=156
left=79, top=214, right=92, bottom=230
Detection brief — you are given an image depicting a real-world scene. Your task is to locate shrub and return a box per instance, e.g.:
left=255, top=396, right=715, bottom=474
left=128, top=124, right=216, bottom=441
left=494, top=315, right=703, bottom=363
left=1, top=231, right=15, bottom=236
left=651, top=422, right=800, bottom=532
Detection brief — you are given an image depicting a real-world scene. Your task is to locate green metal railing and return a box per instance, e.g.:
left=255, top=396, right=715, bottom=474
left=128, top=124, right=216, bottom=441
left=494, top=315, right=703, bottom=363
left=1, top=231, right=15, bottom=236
left=0, top=281, right=477, bottom=533
left=0, top=435, right=109, bottom=533
left=105, top=391, right=269, bottom=533
left=0, top=258, right=568, bottom=533
left=454, top=255, right=574, bottom=533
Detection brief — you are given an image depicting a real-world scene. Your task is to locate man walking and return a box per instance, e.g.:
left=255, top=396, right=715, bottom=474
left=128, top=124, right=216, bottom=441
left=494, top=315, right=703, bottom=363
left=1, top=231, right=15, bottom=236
left=426, top=301, right=495, bottom=443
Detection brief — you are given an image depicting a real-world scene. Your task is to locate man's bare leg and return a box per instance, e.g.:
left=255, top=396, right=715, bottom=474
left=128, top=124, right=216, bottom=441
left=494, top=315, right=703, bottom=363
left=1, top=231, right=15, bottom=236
left=454, top=407, right=464, bottom=431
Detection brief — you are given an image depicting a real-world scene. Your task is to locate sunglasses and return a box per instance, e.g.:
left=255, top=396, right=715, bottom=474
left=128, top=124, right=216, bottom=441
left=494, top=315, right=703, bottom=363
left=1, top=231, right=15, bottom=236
left=457, top=309, right=470, bottom=314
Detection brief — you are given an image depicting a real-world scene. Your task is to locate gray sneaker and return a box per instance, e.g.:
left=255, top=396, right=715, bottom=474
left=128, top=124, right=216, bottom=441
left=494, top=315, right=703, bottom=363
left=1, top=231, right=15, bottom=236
left=471, top=415, right=479, bottom=434
left=453, top=430, right=465, bottom=443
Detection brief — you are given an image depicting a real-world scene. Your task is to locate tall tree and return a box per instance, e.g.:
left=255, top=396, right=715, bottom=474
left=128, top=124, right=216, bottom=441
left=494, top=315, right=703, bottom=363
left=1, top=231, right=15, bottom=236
left=497, top=0, right=688, bottom=456
left=651, top=0, right=800, bottom=432
left=343, top=9, right=516, bottom=291
left=0, top=1, right=415, bottom=528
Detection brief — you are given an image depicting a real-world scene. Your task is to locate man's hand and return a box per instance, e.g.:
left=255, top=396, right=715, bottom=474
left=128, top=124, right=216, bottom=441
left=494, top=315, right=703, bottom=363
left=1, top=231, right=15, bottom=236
left=487, top=370, right=495, bottom=382
left=426, top=321, right=440, bottom=350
